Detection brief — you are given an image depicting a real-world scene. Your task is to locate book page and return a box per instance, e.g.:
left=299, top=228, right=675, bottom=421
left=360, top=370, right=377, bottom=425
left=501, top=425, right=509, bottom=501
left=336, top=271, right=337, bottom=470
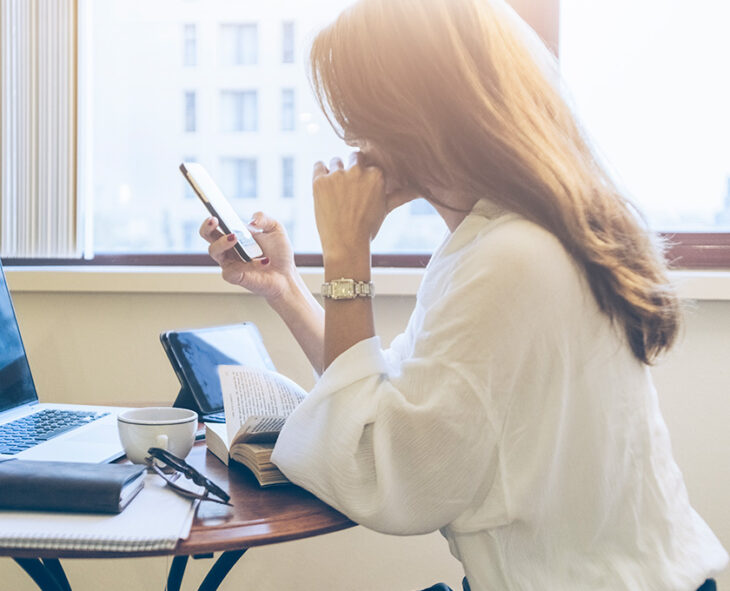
left=217, top=365, right=306, bottom=444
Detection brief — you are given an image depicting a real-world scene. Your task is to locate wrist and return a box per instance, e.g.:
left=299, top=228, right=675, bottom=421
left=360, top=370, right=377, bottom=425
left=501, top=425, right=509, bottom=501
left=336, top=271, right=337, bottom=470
left=266, top=270, right=309, bottom=310
left=323, top=248, right=371, bottom=283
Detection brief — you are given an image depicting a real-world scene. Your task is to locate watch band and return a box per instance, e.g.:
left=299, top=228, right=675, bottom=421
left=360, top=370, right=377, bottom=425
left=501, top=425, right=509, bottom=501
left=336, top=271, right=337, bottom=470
left=321, top=278, right=375, bottom=300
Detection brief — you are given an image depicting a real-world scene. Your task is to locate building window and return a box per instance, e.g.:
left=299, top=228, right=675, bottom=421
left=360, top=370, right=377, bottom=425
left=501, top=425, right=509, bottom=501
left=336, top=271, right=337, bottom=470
left=184, top=91, right=196, bottom=132
left=282, top=156, right=295, bottom=198
left=282, top=21, right=295, bottom=63
left=220, top=157, right=257, bottom=199
left=183, top=24, right=196, bottom=67
left=281, top=89, right=295, bottom=131
left=220, top=90, right=257, bottom=132
left=220, top=24, right=258, bottom=65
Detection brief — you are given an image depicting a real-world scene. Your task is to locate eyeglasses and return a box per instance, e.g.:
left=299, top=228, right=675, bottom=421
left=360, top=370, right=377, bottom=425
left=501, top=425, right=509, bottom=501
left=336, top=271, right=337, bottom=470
left=146, top=447, right=232, bottom=506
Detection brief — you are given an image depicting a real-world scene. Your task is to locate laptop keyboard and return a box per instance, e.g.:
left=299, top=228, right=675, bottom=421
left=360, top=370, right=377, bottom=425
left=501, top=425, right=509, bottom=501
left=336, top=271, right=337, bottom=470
left=0, top=409, right=110, bottom=455
left=202, top=410, right=225, bottom=423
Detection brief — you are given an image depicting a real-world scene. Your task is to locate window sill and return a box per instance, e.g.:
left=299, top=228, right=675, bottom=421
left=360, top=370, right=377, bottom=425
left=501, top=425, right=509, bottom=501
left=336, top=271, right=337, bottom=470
left=4, top=266, right=730, bottom=301
left=4, top=266, right=425, bottom=297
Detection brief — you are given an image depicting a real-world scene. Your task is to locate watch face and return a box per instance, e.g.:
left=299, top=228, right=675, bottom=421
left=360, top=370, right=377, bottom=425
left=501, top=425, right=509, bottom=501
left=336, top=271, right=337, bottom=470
left=332, top=280, right=355, bottom=299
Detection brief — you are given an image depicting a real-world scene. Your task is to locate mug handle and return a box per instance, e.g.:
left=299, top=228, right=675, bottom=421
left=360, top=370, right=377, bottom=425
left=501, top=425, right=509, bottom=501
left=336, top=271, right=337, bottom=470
left=155, top=434, right=169, bottom=450
left=150, top=434, right=169, bottom=469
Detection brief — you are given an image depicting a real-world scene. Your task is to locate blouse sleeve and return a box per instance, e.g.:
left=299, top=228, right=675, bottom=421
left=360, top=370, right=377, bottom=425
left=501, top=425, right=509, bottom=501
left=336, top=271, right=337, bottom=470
left=271, top=334, right=498, bottom=535
left=271, top=221, right=569, bottom=535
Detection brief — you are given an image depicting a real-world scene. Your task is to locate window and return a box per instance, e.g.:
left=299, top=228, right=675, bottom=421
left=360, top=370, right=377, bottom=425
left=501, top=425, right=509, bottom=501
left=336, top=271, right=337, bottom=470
left=410, top=199, right=437, bottom=216
left=220, top=24, right=257, bottom=66
left=282, top=157, right=295, bottom=198
left=281, top=89, right=295, bottom=131
left=183, top=24, right=196, bottom=67
left=559, top=0, right=730, bottom=233
left=4, top=0, right=725, bottom=265
left=183, top=221, right=202, bottom=250
left=184, top=92, right=196, bottom=132
left=220, top=91, right=257, bottom=132
left=220, top=158, right=257, bottom=199
left=282, top=21, right=295, bottom=63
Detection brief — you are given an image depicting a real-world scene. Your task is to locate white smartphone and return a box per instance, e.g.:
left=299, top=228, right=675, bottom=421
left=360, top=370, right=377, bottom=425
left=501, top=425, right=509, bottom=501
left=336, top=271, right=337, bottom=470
left=180, top=162, right=263, bottom=262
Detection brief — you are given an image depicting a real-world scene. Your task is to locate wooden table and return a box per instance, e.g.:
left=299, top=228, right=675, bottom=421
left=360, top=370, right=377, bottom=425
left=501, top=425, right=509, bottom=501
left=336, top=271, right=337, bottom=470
left=4, top=441, right=355, bottom=591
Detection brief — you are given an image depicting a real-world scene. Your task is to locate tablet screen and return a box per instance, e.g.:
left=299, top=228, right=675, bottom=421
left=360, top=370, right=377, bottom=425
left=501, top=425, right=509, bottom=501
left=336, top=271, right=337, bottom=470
left=163, top=323, right=275, bottom=415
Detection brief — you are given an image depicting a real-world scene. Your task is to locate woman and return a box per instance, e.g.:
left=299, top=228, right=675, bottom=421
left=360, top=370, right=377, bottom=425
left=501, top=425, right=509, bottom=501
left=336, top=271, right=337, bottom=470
left=200, top=0, right=727, bottom=588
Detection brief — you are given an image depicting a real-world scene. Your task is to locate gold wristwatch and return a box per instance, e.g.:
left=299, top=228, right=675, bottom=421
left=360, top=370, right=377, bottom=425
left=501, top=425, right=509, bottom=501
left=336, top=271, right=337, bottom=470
left=321, top=278, right=375, bottom=300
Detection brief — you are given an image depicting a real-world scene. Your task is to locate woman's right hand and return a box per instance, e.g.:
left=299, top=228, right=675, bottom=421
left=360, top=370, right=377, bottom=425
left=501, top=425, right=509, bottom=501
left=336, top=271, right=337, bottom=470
left=199, top=211, right=297, bottom=302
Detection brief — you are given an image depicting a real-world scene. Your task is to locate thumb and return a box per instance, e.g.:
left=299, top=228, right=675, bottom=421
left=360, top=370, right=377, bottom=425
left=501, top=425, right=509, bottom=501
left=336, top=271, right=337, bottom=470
left=248, top=211, right=282, bottom=234
left=385, top=188, right=420, bottom=214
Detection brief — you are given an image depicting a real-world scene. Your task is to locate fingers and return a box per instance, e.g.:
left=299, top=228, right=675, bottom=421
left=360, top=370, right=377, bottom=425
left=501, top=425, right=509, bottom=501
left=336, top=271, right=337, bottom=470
left=248, top=211, right=281, bottom=234
left=347, top=151, right=362, bottom=169
left=199, top=216, right=225, bottom=244
left=207, top=232, right=239, bottom=264
left=248, top=211, right=287, bottom=251
left=314, top=154, right=365, bottom=184
left=313, top=161, right=329, bottom=183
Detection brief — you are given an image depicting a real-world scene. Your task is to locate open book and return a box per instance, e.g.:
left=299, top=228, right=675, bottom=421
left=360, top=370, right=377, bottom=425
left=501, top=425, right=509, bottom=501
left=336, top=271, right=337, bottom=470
left=205, top=365, right=306, bottom=486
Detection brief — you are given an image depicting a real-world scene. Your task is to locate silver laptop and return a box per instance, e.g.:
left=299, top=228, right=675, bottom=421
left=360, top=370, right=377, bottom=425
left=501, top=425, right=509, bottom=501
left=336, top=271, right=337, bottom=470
left=0, top=260, right=126, bottom=463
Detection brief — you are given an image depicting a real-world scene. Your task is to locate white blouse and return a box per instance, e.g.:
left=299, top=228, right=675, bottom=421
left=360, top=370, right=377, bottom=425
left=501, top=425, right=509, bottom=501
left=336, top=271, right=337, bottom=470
left=271, top=202, right=728, bottom=590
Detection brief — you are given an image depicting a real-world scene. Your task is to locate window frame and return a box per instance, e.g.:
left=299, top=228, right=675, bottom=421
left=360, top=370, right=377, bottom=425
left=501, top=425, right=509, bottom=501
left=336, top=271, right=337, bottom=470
left=3, top=0, right=727, bottom=270
left=4, top=235, right=727, bottom=270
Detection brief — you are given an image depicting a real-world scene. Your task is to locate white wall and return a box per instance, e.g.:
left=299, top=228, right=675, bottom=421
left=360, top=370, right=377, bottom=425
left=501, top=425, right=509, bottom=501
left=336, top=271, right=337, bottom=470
left=0, top=281, right=727, bottom=590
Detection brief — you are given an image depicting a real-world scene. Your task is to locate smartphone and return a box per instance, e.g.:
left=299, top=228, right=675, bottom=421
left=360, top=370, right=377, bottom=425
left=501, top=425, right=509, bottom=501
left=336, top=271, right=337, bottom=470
left=179, top=162, right=263, bottom=262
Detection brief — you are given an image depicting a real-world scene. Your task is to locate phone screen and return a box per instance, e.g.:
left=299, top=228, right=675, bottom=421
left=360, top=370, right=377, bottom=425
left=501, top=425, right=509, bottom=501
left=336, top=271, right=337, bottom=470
left=180, top=162, right=263, bottom=261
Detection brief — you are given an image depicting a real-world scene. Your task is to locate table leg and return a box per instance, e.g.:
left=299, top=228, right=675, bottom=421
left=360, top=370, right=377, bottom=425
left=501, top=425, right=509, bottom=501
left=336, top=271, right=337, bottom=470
left=197, top=549, right=247, bottom=591
left=42, top=559, right=72, bottom=591
left=166, top=555, right=189, bottom=591
left=13, top=558, right=66, bottom=591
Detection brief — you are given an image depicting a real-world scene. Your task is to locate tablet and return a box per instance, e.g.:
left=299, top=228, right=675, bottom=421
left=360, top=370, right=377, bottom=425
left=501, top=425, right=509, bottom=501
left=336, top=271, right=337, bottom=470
left=160, top=323, right=276, bottom=418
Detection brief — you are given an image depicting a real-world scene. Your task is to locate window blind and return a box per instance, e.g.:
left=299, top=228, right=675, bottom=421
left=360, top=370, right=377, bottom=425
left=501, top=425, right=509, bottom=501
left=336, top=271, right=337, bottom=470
left=0, top=0, right=78, bottom=258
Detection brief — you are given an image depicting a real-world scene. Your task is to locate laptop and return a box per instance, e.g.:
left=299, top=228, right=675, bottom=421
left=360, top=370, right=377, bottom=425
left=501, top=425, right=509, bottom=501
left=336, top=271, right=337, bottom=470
left=0, top=260, right=126, bottom=463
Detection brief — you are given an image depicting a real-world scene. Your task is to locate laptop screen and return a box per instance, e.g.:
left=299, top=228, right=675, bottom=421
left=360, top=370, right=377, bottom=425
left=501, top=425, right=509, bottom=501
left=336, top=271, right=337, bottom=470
left=0, top=261, right=38, bottom=412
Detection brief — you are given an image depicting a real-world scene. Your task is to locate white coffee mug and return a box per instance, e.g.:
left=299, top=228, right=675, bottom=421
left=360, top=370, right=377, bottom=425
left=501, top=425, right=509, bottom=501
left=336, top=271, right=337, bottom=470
left=117, top=407, right=198, bottom=465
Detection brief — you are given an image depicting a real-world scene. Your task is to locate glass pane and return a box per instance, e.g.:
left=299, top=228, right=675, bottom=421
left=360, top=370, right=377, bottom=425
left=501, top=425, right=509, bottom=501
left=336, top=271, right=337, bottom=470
left=220, top=23, right=257, bottom=66
left=281, top=89, right=295, bottom=131
left=560, top=0, right=730, bottom=231
left=87, top=0, right=447, bottom=255
left=282, top=156, right=295, bottom=198
left=183, top=24, right=196, bottom=67
left=282, top=21, right=295, bottom=63
left=220, top=91, right=257, bottom=132
left=219, top=158, right=257, bottom=199
left=184, top=91, right=196, bottom=132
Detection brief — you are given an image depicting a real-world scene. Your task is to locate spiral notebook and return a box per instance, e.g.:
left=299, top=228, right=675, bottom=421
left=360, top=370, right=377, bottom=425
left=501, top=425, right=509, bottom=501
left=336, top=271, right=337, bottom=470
left=0, top=474, right=197, bottom=552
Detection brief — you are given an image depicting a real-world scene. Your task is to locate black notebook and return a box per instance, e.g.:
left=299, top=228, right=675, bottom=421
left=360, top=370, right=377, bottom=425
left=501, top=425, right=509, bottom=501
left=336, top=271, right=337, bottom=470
left=160, top=323, right=276, bottom=422
left=0, top=459, right=146, bottom=514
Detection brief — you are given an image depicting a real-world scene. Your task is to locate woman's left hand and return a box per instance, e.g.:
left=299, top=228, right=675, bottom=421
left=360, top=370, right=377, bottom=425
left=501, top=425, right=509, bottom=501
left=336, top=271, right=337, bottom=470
left=312, top=152, right=415, bottom=264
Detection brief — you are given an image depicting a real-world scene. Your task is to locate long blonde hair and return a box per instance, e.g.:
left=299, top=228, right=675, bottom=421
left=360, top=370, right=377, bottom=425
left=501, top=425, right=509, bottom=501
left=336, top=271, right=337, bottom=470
left=310, top=0, right=680, bottom=364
